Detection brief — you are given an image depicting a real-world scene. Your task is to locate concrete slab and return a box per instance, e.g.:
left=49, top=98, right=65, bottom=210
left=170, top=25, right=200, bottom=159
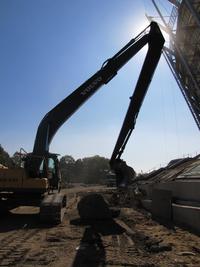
left=152, top=189, right=172, bottom=222
left=173, top=204, right=200, bottom=234
left=155, top=181, right=200, bottom=202
left=141, top=199, right=152, bottom=211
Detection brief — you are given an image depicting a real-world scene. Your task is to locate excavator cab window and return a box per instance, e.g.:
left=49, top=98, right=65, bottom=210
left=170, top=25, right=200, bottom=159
left=48, top=158, right=56, bottom=178
left=47, top=156, right=60, bottom=191
left=39, top=160, right=44, bottom=175
left=38, top=158, right=47, bottom=178
left=38, top=157, right=57, bottom=183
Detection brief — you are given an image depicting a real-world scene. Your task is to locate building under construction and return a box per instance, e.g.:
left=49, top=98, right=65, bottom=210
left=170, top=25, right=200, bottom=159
left=139, top=0, right=200, bottom=234
left=157, top=0, right=200, bottom=130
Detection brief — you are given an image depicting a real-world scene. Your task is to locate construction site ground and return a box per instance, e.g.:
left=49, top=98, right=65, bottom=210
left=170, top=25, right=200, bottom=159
left=0, top=185, right=200, bottom=267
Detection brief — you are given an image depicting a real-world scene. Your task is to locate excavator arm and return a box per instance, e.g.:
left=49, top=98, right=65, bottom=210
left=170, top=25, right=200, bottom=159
left=26, top=22, right=164, bottom=178
left=110, top=23, right=164, bottom=168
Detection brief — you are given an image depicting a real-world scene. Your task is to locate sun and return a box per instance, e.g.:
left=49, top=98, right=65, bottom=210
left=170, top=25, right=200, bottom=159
left=126, top=15, right=150, bottom=39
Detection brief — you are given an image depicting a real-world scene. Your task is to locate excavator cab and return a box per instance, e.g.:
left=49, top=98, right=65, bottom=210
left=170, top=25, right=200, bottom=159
left=27, top=153, right=61, bottom=192
left=22, top=151, right=61, bottom=192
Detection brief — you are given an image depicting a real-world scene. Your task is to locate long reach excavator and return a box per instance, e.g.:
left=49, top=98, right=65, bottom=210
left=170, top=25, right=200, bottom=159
left=0, top=22, right=164, bottom=223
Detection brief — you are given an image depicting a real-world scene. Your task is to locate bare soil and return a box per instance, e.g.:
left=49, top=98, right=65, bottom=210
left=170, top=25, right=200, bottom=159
left=0, top=185, right=199, bottom=267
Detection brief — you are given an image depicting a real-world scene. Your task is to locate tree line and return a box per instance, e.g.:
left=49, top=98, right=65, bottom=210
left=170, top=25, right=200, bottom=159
left=60, top=155, right=110, bottom=185
left=0, top=144, right=111, bottom=185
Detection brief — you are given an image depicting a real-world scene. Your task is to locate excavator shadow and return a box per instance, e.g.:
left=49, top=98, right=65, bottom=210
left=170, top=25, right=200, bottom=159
left=70, top=218, right=125, bottom=267
left=0, top=208, right=52, bottom=232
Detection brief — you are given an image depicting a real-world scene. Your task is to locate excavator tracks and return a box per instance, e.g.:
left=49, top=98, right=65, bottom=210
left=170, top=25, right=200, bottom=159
left=40, top=192, right=67, bottom=224
left=0, top=229, right=39, bottom=267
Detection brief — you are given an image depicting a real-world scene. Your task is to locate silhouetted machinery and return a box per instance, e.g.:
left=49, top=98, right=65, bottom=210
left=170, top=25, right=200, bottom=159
left=0, top=22, right=164, bottom=223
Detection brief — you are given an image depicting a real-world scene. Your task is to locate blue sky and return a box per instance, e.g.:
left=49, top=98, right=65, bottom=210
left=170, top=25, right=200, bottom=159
left=1, top=0, right=199, bottom=172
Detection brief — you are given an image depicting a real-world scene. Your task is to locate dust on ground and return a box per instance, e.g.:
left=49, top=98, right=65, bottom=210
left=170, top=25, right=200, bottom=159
left=0, top=185, right=199, bottom=267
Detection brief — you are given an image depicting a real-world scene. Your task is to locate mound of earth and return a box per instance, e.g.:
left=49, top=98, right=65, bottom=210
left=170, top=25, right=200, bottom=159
left=77, top=193, right=112, bottom=220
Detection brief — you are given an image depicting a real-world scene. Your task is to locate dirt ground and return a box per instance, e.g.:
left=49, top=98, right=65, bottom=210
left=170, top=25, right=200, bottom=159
left=0, top=185, right=200, bottom=267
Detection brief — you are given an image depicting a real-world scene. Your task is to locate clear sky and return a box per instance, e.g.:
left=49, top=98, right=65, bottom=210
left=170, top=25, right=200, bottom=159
left=1, top=0, right=199, bottom=172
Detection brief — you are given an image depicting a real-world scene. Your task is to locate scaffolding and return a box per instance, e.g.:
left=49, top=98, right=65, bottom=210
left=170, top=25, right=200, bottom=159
left=149, top=0, right=200, bottom=130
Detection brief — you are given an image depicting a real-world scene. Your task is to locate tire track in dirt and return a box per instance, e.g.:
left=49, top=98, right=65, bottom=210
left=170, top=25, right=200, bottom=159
left=0, top=228, right=40, bottom=267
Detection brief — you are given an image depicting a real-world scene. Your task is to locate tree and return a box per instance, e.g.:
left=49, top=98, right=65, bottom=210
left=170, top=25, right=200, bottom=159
left=60, top=155, right=110, bottom=184
left=0, top=145, right=13, bottom=168
left=81, top=156, right=110, bottom=184
left=60, top=155, right=76, bottom=184
left=11, top=152, right=21, bottom=167
left=60, top=154, right=110, bottom=185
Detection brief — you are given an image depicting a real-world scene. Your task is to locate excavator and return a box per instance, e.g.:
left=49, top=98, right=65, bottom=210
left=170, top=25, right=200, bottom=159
left=0, top=22, right=164, bottom=224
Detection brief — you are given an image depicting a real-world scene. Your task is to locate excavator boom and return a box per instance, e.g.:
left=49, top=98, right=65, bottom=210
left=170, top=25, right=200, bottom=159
left=26, top=22, right=164, bottom=178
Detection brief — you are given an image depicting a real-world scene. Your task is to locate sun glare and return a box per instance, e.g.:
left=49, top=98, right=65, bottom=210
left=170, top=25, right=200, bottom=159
left=126, top=15, right=150, bottom=39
